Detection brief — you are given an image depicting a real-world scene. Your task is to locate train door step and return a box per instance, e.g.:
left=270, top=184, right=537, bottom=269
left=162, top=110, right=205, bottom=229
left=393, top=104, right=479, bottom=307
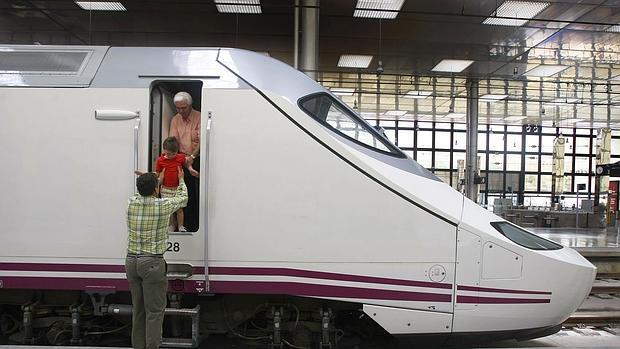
left=167, top=264, right=193, bottom=279
left=162, top=305, right=201, bottom=348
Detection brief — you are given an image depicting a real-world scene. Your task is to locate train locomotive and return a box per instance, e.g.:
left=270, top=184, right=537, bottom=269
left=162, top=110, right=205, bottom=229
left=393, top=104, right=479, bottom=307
left=0, top=46, right=596, bottom=347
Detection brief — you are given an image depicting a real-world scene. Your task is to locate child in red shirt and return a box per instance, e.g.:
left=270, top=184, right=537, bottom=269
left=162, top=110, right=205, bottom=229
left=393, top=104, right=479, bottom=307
left=136, top=136, right=199, bottom=232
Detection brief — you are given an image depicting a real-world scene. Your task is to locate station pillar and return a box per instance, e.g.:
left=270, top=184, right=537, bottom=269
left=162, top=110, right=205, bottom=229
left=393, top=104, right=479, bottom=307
left=300, top=0, right=319, bottom=80
left=465, top=79, right=480, bottom=203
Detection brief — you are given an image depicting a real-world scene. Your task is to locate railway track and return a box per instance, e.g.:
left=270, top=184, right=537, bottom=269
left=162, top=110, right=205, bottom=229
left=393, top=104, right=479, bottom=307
left=565, top=247, right=620, bottom=326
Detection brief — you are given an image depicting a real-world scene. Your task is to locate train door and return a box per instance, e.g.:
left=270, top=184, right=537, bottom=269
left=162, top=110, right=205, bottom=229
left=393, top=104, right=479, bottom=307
left=149, top=81, right=207, bottom=291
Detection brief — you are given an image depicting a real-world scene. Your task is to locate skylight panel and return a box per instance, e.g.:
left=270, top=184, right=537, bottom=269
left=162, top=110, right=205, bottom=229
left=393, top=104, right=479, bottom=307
left=547, top=98, right=579, bottom=105
left=214, top=0, right=261, bottom=14
left=606, top=24, right=620, bottom=33
left=482, top=1, right=549, bottom=27
left=432, top=59, right=474, bottom=73
left=354, top=0, right=405, bottom=19
left=75, top=1, right=126, bottom=11
left=337, top=54, right=373, bottom=68
left=523, top=64, right=569, bottom=77
left=403, top=90, right=432, bottom=99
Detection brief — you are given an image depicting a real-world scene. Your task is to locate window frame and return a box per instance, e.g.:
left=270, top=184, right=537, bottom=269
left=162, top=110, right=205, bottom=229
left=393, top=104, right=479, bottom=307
left=298, top=92, right=406, bottom=158
left=490, top=221, right=563, bottom=250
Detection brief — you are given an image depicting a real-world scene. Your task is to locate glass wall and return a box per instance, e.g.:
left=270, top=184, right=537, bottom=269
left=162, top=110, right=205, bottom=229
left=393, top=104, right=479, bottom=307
left=371, top=119, right=597, bottom=207
left=318, top=71, right=610, bottom=207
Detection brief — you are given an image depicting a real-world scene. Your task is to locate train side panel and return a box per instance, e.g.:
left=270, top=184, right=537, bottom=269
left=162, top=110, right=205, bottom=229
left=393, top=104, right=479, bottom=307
left=205, top=88, right=457, bottom=316
left=0, top=88, right=143, bottom=260
left=0, top=87, right=206, bottom=290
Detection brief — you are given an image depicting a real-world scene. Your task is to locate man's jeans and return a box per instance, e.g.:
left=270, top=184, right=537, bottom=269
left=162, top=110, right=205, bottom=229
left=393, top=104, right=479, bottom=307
left=125, top=255, right=167, bottom=349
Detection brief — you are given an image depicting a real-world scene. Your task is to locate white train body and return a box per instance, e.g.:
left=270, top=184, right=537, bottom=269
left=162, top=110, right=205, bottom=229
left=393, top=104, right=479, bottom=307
left=0, top=46, right=595, bottom=342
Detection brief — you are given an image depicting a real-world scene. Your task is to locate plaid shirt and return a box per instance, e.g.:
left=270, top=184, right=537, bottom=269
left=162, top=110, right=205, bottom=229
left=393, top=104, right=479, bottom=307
left=126, top=182, right=188, bottom=255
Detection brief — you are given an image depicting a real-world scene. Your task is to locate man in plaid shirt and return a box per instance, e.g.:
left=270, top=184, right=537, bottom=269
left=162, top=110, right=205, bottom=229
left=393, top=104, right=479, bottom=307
left=125, top=169, right=188, bottom=349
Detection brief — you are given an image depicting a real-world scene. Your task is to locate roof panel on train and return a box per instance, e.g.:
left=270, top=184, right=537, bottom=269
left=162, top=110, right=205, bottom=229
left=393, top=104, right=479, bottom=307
left=0, top=45, right=108, bottom=87
left=91, top=47, right=238, bottom=88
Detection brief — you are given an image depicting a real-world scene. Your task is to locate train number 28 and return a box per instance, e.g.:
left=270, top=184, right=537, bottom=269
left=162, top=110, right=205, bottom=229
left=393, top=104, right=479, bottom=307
left=167, top=242, right=180, bottom=252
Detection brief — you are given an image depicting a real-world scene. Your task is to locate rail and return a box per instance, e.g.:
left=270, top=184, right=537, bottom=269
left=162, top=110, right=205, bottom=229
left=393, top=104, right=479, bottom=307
left=566, top=247, right=620, bottom=326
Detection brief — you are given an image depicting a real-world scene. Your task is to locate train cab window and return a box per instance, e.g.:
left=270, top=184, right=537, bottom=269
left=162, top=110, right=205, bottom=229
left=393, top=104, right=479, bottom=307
left=490, top=221, right=563, bottom=250
left=150, top=80, right=203, bottom=234
left=299, top=93, right=403, bottom=157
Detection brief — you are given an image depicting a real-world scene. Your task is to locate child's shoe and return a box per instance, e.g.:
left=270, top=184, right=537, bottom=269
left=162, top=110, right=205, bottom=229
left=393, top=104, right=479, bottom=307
left=178, top=226, right=187, bottom=232
left=168, top=225, right=175, bottom=232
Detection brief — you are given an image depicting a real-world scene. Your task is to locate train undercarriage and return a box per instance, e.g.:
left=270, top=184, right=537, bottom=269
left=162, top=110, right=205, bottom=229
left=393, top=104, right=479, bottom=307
left=0, top=290, right=391, bottom=348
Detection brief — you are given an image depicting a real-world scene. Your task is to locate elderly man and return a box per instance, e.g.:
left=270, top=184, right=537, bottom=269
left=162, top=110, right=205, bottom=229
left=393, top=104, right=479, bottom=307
left=126, top=170, right=188, bottom=349
left=169, top=91, right=200, bottom=232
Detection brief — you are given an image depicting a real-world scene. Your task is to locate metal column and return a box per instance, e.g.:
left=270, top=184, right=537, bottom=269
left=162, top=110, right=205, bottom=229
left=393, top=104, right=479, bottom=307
left=466, top=79, right=479, bottom=203
left=293, top=0, right=299, bottom=70
left=300, top=0, right=319, bottom=80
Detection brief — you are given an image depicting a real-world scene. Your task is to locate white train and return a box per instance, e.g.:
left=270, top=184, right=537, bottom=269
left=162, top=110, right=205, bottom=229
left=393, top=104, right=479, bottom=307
left=0, top=45, right=595, bottom=347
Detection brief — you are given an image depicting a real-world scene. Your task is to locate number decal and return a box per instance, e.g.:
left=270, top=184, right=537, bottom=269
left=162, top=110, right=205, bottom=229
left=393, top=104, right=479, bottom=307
left=167, top=242, right=180, bottom=252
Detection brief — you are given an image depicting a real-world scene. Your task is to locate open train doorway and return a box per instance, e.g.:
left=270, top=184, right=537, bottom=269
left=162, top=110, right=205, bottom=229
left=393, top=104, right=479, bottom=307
left=150, top=80, right=203, bottom=233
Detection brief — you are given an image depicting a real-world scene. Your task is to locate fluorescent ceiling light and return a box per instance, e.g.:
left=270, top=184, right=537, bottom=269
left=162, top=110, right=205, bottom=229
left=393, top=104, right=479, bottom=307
left=432, top=59, right=474, bottom=73
left=561, top=118, right=584, bottom=123
left=337, top=54, right=373, bottom=68
left=403, top=90, right=432, bottom=99
left=576, top=121, right=609, bottom=128
left=354, top=0, right=404, bottom=19
left=74, top=1, right=126, bottom=11
left=480, top=94, right=508, bottom=102
left=330, top=87, right=355, bottom=96
left=415, top=114, right=434, bottom=119
left=606, top=24, right=620, bottom=33
left=446, top=112, right=466, bottom=118
left=504, top=116, right=527, bottom=121
left=547, top=98, right=579, bottom=105
left=384, top=110, right=408, bottom=116
left=523, top=64, right=569, bottom=77
left=482, top=1, right=549, bottom=27
left=214, top=0, right=261, bottom=14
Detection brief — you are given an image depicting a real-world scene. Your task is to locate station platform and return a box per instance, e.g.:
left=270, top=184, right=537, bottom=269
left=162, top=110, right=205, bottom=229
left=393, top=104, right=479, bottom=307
left=475, top=327, right=620, bottom=348
left=531, top=227, right=620, bottom=248
left=3, top=329, right=620, bottom=348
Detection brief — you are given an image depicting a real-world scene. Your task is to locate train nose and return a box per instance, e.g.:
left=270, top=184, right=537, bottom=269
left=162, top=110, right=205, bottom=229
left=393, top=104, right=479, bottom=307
left=544, top=247, right=596, bottom=323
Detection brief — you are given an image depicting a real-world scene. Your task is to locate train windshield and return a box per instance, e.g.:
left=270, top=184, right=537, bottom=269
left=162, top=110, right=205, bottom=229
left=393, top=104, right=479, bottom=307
left=491, top=222, right=563, bottom=250
left=299, top=93, right=403, bottom=156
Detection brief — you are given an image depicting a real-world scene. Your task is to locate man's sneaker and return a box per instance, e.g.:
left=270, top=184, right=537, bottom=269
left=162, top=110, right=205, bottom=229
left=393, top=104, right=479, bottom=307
left=178, top=226, right=187, bottom=232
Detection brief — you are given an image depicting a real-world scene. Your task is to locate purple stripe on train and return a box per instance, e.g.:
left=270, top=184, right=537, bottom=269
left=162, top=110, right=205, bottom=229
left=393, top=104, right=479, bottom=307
left=0, top=262, right=204, bottom=275
left=0, top=277, right=204, bottom=293
left=210, top=280, right=452, bottom=302
left=457, top=295, right=551, bottom=304
left=0, top=264, right=552, bottom=299
left=209, top=266, right=453, bottom=289
left=458, top=285, right=552, bottom=295
left=0, top=262, right=126, bottom=273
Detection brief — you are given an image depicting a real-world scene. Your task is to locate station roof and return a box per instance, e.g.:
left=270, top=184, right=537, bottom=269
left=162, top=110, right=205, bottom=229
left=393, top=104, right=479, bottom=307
left=3, top=0, right=620, bottom=126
